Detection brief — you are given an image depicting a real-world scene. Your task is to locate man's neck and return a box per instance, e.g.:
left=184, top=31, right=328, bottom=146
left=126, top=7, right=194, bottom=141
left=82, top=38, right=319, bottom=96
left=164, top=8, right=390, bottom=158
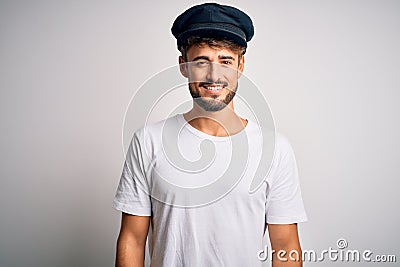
left=183, top=102, right=248, bottom=137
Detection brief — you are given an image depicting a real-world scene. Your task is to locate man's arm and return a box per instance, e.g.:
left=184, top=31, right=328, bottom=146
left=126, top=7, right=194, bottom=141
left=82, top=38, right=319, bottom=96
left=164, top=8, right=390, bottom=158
left=268, top=223, right=303, bottom=267
left=115, top=212, right=151, bottom=267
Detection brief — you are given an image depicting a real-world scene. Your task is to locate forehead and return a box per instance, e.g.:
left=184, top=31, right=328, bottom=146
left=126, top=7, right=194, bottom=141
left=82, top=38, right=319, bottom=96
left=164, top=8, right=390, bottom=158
left=185, top=44, right=239, bottom=60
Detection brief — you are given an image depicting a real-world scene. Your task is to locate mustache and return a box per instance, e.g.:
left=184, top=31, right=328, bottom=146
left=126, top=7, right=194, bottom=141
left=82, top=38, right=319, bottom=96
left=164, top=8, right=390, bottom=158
left=199, top=81, right=228, bottom=87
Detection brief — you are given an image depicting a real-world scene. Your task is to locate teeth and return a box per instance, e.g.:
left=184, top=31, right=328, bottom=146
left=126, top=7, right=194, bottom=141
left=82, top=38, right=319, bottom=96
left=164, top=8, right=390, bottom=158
left=205, top=85, right=223, bottom=91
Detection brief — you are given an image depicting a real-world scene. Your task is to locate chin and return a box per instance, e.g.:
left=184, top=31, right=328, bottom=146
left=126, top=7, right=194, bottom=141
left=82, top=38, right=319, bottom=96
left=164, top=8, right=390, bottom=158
left=194, top=98, right=230, bottom=112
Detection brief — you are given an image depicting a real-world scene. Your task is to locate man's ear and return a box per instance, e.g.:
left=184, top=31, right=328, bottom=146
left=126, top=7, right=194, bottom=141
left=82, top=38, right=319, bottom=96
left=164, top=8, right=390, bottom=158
left=238, top=55, right=245, bottom=78
left=179, top=56, right=188, bottom=78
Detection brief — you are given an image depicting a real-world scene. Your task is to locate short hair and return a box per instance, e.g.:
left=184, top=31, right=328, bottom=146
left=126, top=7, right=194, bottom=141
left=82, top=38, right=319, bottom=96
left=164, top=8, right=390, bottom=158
left=179, top=36, right=246, bottom=63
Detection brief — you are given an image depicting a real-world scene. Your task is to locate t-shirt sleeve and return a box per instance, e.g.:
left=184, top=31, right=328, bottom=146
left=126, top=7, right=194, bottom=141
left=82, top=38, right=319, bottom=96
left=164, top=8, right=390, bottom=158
left=112, top=130, right=152, bottom=216
left=265, top=133, right=307, bottom=224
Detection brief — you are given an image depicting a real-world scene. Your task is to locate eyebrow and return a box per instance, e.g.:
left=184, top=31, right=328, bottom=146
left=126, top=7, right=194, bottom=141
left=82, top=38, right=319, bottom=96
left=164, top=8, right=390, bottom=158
left=191, top=56, right=210, bottom=61
left=218, top=55, right=235, bottom=61
left=191, top=55, right=236, bottom=61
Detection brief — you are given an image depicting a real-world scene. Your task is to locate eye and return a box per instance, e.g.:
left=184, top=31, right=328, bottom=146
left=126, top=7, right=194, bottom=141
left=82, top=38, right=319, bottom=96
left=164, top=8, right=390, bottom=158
left=222, top=60, right=232, bottom=65
left=195, top=61, right=209, bottom=67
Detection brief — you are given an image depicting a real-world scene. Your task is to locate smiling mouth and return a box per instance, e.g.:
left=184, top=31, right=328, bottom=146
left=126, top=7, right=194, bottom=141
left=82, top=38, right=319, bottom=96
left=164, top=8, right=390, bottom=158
left=201, top=83, right=225, bottom=93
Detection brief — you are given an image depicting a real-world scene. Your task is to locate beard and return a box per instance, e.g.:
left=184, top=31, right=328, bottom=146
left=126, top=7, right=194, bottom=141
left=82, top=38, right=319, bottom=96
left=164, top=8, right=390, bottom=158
left=188, top=82, right=237, bottom=112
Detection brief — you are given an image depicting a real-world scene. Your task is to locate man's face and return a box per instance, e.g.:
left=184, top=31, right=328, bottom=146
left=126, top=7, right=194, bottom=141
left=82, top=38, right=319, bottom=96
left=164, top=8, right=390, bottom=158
left=179, top=44, right=244, bottom=112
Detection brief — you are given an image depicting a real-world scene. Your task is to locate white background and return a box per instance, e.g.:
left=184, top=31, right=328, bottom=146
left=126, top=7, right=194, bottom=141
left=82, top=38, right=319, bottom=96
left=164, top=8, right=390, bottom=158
left=0, top=0, right=399, bottom=266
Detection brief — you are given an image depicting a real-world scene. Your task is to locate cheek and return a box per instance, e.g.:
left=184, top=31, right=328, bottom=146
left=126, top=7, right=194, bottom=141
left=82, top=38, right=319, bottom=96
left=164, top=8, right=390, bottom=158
left=188, top=69, right=208, bottom=82
left=225, top=72, right=239, bottom=83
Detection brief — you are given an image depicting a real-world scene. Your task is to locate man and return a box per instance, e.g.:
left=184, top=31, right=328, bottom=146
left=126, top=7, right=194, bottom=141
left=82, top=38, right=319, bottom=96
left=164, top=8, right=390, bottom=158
left=113, top=3, right=307, bottom=266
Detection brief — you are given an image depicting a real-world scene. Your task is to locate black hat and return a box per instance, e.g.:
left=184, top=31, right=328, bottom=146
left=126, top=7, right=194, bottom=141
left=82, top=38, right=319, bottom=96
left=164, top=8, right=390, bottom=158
left=171, top=3, right=254, bottom=49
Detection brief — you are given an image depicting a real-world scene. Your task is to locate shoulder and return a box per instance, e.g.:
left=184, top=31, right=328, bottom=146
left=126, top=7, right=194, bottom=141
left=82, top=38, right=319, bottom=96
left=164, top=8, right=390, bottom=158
left=269, top=132, right=299, bottom=180
left=132, top=114, right=180, bottom=139
left=272, top=131, right=298, bottom=171
left=274, top=131, right=295, bottom=156
left=129, top=114, right=181, bottom=153
left=260, top=130, right=299, bottom=185
left=245, top=120, right=294, bottom=154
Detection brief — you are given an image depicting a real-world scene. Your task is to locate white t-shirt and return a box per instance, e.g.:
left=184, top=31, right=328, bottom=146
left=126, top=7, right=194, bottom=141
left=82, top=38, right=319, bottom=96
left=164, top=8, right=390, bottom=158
left=112, top=113, right=307, bottom=266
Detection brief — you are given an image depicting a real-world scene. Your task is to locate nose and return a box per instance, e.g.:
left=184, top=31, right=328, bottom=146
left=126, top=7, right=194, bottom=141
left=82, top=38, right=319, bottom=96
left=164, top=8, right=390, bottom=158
left=206, top=63, right=222, bottom=82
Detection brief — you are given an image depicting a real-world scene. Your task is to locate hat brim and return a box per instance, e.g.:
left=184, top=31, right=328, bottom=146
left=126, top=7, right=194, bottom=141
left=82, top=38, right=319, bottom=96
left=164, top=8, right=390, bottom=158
left=177, top=24, right=247, bottom=48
